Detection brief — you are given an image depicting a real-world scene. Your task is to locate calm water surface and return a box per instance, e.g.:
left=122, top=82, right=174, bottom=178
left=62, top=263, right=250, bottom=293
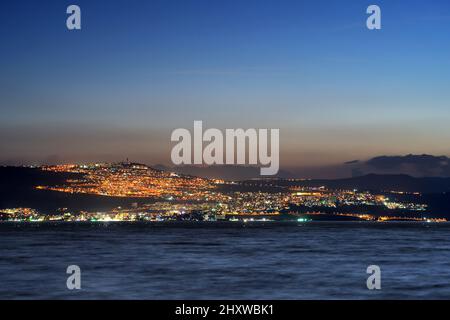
left=1, top=221, right=450, bottom=299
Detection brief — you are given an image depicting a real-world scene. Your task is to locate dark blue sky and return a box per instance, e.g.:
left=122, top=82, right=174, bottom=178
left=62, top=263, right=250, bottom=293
left=1, top=0, right=450, bottom=173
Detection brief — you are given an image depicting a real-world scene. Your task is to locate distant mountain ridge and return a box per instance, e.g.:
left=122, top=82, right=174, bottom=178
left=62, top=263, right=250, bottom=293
left=3, top=162, right=450, bottom=195
left=153, top=164, right=293, bottom=181
left=348, top=154, right=450, bottom=178
left=2, top=167, right=450, bottom=217
left=273, top=173, right=450, bottom=194
left=155, top=154, right=450, bottom=180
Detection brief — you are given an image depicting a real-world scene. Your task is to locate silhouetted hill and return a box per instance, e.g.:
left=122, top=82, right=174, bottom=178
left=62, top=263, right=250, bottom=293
left=0, top=166, right=78, bottom=192
left=273, top=174, right=450, bottom=193
left=4, top=167, right=450, bottom=216
left=347, top=154, right=450, bottom=178
left=286, top=154, right=450, bottom=179
left=154, top=164, right=293, bottom=181
left=0, top=167, right=155, bottom=212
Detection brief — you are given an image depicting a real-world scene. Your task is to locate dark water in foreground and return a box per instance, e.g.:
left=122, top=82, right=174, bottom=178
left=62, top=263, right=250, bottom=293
left=1, top=221, right=450, bottom=299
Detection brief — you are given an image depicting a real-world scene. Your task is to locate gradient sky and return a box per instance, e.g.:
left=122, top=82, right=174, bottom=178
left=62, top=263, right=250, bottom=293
left=1, top=0, right=450, bottom=173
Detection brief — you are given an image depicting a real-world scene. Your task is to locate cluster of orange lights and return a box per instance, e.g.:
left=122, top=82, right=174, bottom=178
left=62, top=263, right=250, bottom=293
left=38, top=163, right=217, bottom=200
left=29, top=163, right=446, bottom=223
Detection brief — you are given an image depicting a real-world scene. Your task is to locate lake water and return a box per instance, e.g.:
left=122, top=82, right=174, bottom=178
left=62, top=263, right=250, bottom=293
left=1, top=221, right=450, bottom=299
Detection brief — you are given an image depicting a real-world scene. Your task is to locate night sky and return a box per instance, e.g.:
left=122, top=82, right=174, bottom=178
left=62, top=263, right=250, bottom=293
left=1, top=0, right=450, bottom=174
